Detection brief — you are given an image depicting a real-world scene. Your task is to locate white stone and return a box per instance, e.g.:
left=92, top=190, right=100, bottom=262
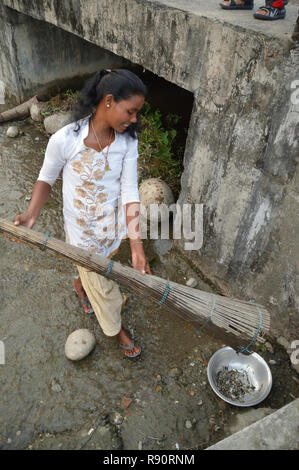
left=65, top=328, right=96, bottom=361
left=139, top=178, right=175, bottom=224
left=6, top=126, right=19, bottom=138
left=277, top=336, right=290, bottom=351
left=186, top=277, right=197, bottom=288
left=30, top=102, right=44, bottom=122
left=185, top=420, right=192, bottom=429
left=111, top=412, right=123, bottom=425
left=44, top=111, right=73, bottom=134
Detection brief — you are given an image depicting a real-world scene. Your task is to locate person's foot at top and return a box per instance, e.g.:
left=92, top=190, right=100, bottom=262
left=254, top=0, right=288, bottom=20
left=220, top=0, right=254, bottom=9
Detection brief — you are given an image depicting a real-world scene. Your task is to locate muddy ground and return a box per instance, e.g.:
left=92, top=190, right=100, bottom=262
left=0, top=116, right=298, bottom=451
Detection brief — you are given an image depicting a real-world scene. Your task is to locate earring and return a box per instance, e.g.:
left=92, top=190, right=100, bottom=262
left=107, top=104, right=110, bottom=108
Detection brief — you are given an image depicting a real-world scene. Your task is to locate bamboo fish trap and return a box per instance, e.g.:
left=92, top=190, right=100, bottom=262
left=0, top=219, right=270, bottom=350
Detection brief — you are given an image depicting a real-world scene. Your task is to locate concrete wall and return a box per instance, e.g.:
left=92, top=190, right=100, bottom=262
left=1, top=0, right=298, bottom=336
left=0, top=3, right=130, bottom=102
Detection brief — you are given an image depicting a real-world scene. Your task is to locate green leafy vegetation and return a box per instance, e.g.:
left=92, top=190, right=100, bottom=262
left=138, top=102, right=185, bottom=200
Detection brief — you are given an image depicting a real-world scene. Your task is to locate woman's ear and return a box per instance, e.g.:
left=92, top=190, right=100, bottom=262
left=105, top=94, right=114, bottom=109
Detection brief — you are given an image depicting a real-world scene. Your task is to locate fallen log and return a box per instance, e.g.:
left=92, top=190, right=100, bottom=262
left=0, top=218, right=270, bottom=350
left=0, top=96, right=38, bottom=123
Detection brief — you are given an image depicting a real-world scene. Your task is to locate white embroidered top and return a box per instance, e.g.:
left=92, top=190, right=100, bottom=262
left=38, top=116, right=140, bottom=257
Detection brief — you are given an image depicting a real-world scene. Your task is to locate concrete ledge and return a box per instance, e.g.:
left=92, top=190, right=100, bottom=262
left=206, top=398, right=299, bottom=450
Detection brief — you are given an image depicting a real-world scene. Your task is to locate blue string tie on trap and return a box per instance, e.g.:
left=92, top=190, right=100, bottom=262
left=41, top=232, right=51, bottom=251
left=104, top=259, right=114, bottom=278
left=157, top=280, right=172, bottom=306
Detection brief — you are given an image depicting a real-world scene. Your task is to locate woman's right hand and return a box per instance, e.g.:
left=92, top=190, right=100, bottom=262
left=11, top=181, right=51, bottom=241
left=9, top=212, right=37, bottom=244
left=14, top=212, right=36, bottom=229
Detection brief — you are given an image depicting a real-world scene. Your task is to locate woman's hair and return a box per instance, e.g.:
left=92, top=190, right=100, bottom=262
left=72, top=69, right=147, bottom=138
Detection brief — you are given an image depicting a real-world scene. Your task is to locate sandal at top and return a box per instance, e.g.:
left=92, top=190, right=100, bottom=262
left=254, top=5, right=286, bottom=19
left=220, top=0, right=254, bottom=9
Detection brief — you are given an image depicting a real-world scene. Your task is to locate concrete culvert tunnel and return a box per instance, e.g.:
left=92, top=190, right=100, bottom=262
left=0, top=0, right=298, bottom=452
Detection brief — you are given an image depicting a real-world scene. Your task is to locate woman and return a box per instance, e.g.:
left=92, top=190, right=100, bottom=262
left=14, top=69, right=152, bottom=358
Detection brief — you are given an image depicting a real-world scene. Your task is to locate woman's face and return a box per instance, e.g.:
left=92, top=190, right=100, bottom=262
left=106, top=94, right=145, bottom=133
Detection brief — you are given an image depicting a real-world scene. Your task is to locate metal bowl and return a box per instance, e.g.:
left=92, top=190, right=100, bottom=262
left=207, top=346, right=272, bottom=407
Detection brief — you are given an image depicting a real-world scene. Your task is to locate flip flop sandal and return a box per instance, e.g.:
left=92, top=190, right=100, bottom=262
left=220, top=0, right=254, bottom=10
left=80, top=297, right=94, bottom=314
left=120, top=340, right=142, bottom=358
left=120, top=327, right=141, bottom=358
left=73, top=289, right=94, bottom=314
left=254, top=6, right=286, bottom=19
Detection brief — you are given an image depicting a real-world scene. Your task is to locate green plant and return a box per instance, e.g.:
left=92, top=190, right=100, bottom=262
left=138, top=102, right=185, bottom=199
left=259, top=343, right=267, bottom=353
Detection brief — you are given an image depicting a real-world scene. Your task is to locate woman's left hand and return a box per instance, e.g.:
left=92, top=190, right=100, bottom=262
left=131, top=243, right=152, bottom=275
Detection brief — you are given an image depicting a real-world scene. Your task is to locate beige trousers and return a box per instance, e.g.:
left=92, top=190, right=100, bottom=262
left=66, top=234, right=123, bottom=336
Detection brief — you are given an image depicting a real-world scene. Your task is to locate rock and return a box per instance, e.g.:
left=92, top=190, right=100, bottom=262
left=277, top=336, right=290, bottom=351
left=265, top=342, right=274, bottom=353
left=185, top=420, right=192, bottom=429
left=269, top=360, right=277, bottom=365
left=168, top=367, right=181, bottom=378
left=121, top=396, right=133, bottom=409
left=110, top=412, right=123, bottom=425
left=139, top=178, right=175, bottom=223
left=44, top=111, right=73, bottom=134
left=51, top=379, right=62, bottom=393
left=186, top=277, right=197, bottom=288
left=65, top=329, right=96, bottom=361
left=30, top=102, right=44, bottom=122
left=6, top=126, right=19, bottom=138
